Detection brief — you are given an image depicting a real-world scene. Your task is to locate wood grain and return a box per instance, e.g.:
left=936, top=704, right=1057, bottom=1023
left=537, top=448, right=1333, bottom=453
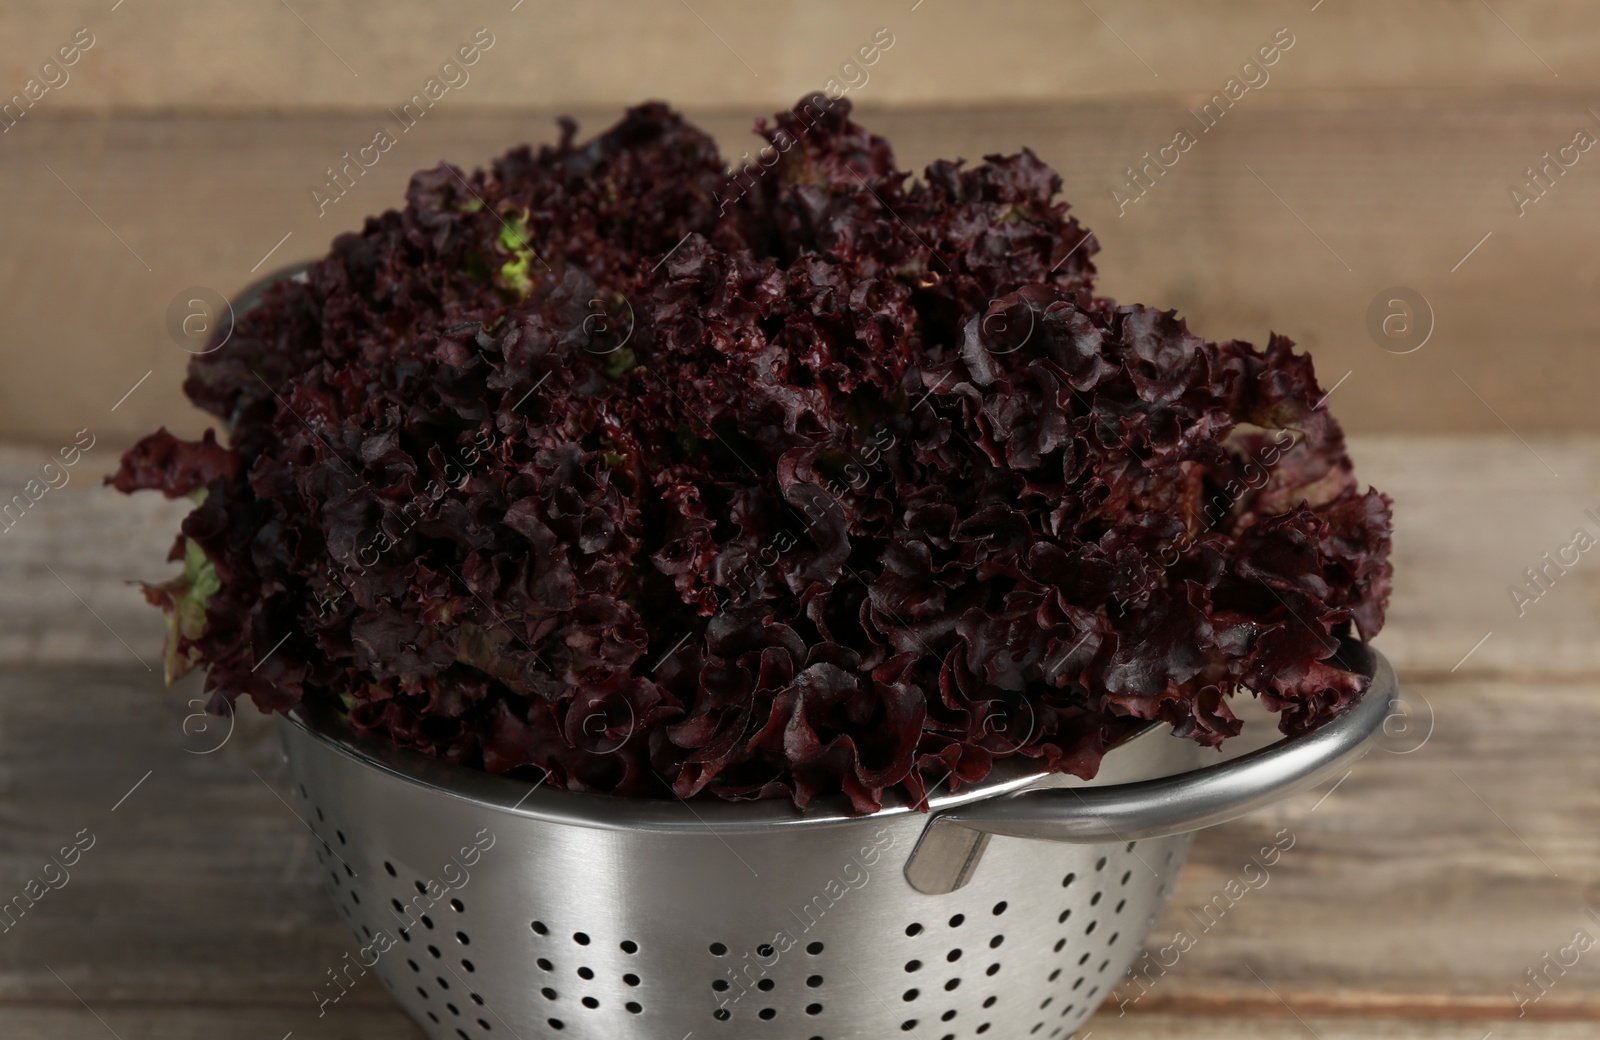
left=1, top=0, right=1594, bottom=113
left=0, top=667, right=393, bottom=1008
left=2, top=1007, right=420, bottom=1040
left=0, top=446, right=193, bottom=672
left=1089, top=1019, right=1595, bottom=1038
left=3, top=99, right=1598, bottom=448
left=1116, top=677, right=1600, bottom=1021
left=1345, top=436, right=1600, bottom=682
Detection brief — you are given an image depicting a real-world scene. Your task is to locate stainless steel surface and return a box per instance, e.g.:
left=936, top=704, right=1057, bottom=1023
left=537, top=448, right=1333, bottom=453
left=280, top=712, right=1202, bottom=1039
left=278, top=642, right=1394, bottom=1040
left=918, top=641, right=1397, bottom=851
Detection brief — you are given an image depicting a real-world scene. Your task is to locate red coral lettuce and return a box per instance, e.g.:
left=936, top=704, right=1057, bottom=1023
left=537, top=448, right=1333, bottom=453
left=111, top=96, right=1392, bottom=813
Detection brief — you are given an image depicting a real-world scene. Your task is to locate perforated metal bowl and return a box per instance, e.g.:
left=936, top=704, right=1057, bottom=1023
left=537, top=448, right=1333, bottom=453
left=278, top=641, right=1394, bottom=1040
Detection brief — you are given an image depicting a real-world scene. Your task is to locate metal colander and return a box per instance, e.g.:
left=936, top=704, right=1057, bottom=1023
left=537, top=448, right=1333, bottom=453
left=278, top=641, right=1394, bottom=1040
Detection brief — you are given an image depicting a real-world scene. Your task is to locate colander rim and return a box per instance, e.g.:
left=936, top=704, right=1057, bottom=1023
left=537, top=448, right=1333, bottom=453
left=280, top=703, right=1180, bottom=834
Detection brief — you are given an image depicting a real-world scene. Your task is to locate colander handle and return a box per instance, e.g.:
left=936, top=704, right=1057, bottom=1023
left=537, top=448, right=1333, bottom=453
left=904, top=642, right=1398, bottom=893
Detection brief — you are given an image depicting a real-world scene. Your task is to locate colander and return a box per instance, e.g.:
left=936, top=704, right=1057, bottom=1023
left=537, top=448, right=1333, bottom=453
left=278, top=640, right=1394, bottom=1040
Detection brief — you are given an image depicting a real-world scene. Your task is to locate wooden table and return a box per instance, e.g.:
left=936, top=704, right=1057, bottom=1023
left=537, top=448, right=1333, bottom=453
left=1, top=435, right=1595, bottom=1038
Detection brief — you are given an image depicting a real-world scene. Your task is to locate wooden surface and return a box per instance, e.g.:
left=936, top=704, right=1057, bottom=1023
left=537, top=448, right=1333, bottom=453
left=3, top=1, right=1596, bottom=113
left=1, top=435, right=1597, bottom=1037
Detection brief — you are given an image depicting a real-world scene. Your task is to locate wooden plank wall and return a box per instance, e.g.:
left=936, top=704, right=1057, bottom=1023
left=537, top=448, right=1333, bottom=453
left=1, top=1, right=1599, bottom=446
left=4, top=1, right=1599, bottom=111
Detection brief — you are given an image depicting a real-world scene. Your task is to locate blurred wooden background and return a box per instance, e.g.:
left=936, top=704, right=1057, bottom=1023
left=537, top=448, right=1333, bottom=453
left=2, top=0, right=1599, bottom=449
